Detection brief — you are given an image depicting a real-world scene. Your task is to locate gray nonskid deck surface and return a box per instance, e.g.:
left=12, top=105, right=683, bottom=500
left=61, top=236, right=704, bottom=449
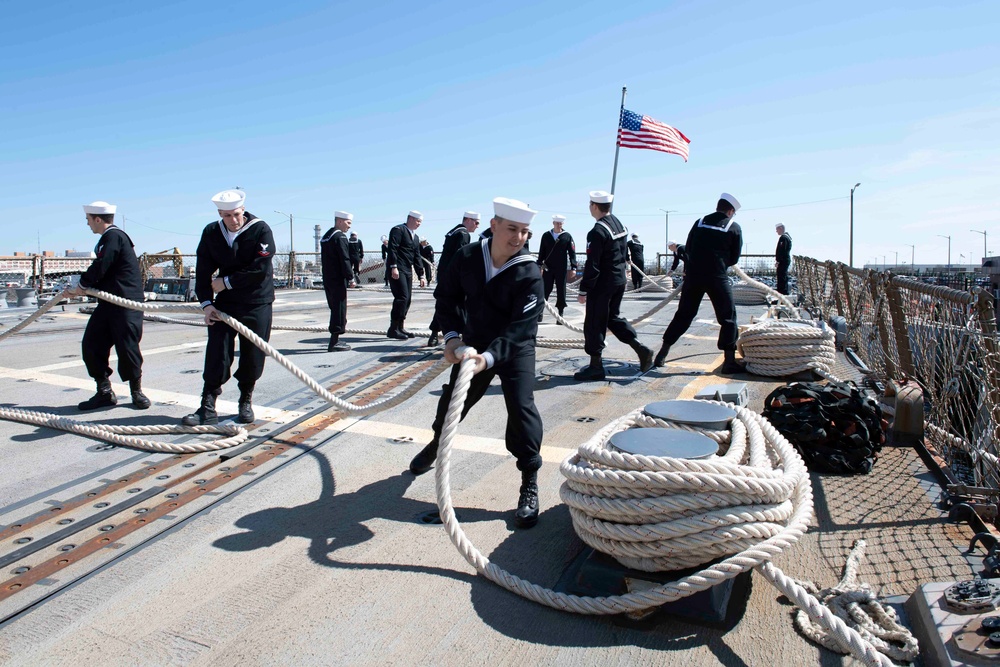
left=0, top=290, right=975, bottom=665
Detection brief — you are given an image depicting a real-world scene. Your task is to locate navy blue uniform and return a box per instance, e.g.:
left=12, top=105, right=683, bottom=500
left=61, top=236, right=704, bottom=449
left=321, top=228, right=352, bottom=339
left=626, top=239, right=645, bottom=289
left=579, top=214, right=642, bottom=356
left=776, top=231, right=792, bottom=295
left=661, top=212, right=742, bottom=351
left=79, top=225, right=145, bottom=382
left=537, top=229, right=577, bottom=313
left=386, top=223, right=425, bottom=332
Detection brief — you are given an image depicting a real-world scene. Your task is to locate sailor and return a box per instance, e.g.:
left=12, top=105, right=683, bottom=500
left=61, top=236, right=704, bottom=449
left=775, top=223, right=792, bottom=295
left=385, top=211, right=426, bottom=339
left=380, top=235, right=390, bottom=287
left=574, top=191, right=654, bottom=381
left=626, top=233, right=645, bottom=289
left=419, top=239, right=435, bottom=284
left=348, top=232, right=364, bottom=287
left=183, top=190, right=275, bottom=425
left=408, top=197, right=545, bottom=529
left=668, top=240, right=687, bottom=274
left=536, top=214, right=578, bottom=319
left=67, top=201, right=150, bottom=410
left=320, top=211, right=355, bottom=352
left=427, top=211, right=480, bottom=346
left=654, top=193, right=746, bottom=374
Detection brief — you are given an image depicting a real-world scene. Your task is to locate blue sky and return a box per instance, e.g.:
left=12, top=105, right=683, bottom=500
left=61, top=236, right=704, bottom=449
left=1, top=0, right=997, bottom=266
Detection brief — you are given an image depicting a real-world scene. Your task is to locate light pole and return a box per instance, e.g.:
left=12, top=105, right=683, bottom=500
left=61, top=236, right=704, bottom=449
left=906, top=244, right=915, bottom=272
left=937, top=234, right=951, bottom=270
left=972, top=229, right=987, bottom=266
left=849, top=182, right=861, bottom=267
left=659, top=209, right=676, bottom=272
left=274, top=210, right=295, bottom=287
left=893, top=251, right=898, bottom=269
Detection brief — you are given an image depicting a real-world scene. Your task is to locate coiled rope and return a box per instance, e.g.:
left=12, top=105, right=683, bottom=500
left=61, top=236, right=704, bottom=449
left=0, top=289, right=450, bottom=452
left=433, top=353, right=897, bottom=667
left=737, top=319, right=837, bottom=377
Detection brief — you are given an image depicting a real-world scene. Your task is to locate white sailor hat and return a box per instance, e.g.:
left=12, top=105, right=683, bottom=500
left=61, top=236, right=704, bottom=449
left=212, top=190, right=246, bottom=211
left=668, top=239, right=679, bottom=246
left=775, top=223, right=785, bottom=229
left=492, top=197, right=537, bottom=225
left=589, top=191, right=614, bottom=204
left=83, top=201, right=116, bottom=215
left=381, top=235, right=388, bottom=242
left=334, top=210, right=353, bottom=221
left=552, top=215, right=566, bottom=223
left=407, top=210, right=423, bottom=221
left=463, top=211, right=480, bottom=221
left=631, top=233, right=639, bottom=239
left=719, top=192, right=741, bottom=212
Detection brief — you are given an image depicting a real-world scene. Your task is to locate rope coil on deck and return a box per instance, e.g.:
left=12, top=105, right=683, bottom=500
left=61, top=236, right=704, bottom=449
left=737, top=319, right=837, bottom=377
left=434, top=352, right=898, bottom=667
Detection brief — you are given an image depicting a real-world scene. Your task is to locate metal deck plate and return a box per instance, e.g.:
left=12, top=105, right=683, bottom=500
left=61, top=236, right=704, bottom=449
left=609, top=428, right=718, bottom=459
left=643, top=399, right=737, bottom=430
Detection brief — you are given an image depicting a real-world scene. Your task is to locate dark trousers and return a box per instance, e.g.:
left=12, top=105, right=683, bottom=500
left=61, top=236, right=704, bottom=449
left=389, top=270, right=412, bottom=327
left=430, top=349, right=543, bottom=472
left=204, top=302, right=272, bottom=391
left=351, top=261, right=362, bottom=285
left=661, top=275, right=738, bottom=351
left=583, top=284, right=639, bottom=357
left=82, top=303, right=144, bottom=382
left=324, top=281, right=347, bottom=339
left=776, top=262, right=790, bottom=295
left=630, top=265, right=644, bottom=290
left=543, top=268, right=569, bottom=311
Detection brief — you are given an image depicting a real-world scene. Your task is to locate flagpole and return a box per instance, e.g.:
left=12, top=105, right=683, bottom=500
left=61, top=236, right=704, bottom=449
left=609, top=86, right=627, bottom=196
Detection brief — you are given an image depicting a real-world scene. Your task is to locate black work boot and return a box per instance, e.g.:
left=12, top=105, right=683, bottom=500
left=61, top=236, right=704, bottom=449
left=631, top=341, right=654, bottom=373
left=720, top=349, right=747, bottom=375
left=557, top=307, right=565, bottom=317
left=573, top=355, right=606, bottom=382
left=654, top=344, right=671, bottom=368
left=129, top=377, right=151, bottom=410
left=387, top=322, right=407, bottom=340
left=514, top=470, right=540, bottom=529
left=427, top=332, right=439, bottom=347
left=237, top=385, right=255, bottom=424
left=409, top=440, right=439, bottom=475
left=79, top=378, right=117, bottom=410
left=182, top=388, right=219, bottom=426
left=327, top=336, right=351, bottom=352
left=400, top=327, right=416, bottom=339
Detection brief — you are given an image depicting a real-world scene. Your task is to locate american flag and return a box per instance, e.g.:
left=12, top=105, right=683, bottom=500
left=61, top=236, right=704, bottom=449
left=617, top=108, right=690, bottom=161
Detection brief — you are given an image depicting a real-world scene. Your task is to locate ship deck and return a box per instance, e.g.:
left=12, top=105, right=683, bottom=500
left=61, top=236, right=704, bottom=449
left=0, top=287, right=976, bottom=666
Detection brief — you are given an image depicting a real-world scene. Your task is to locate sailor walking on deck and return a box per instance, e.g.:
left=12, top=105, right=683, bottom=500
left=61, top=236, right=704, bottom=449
left=626, top=233, right=645, bottom=289
left=348, top=232, right=364, bottom=286
left=183, top=190, right=275, bottom=426
left=68, top=201, right=150, bottom=411
left=385, top=211, right=426, bottom=339
left=409, top=197, right=545, bottom=528
left=654, top=193, right=746, bottom=374
left=536, top=214, right=577, bottom=320
left=574, top=191, right=654, bottom=381
left=321, top=211, right=355, bottom=352
left=775, top=223, right=792, bottom=295
left=427, top=211, right=480, bottom=347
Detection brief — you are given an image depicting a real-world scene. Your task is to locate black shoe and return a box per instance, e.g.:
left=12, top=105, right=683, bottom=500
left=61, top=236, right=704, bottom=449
left=328, top=342, right=351, bottom=352
left=387, top=329, right=408, bottom=340
left=237, top=388, right=255, bottom=423
left=557, top=307, right=565, bottom=317
left=427, top=334, right=439, bottom=347
left=129, top=378, right=151, bottom=410
left=182, top=389, right=218, bottom=426
left=573, top=364, right=606, bottom=382
left=720, top=349, right=746, bottom=375
left=635, top=345, right=654, bottom=373
left=79, top=384, right=117, bottom=410
left=654, top=344, right=670, bottom=368
left=514, top=476, right=539, bottom=529
left=409, top=442, right=439, bottom=475
left=400, top=328, right=416, bottom=339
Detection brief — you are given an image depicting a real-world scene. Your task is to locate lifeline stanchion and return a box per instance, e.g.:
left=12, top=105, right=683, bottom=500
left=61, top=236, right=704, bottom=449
left=433, top=352, right=898, bottom=666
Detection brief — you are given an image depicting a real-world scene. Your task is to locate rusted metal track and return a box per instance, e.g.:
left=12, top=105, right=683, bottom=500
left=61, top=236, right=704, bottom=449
left=0, top=349, right=442, bottom=623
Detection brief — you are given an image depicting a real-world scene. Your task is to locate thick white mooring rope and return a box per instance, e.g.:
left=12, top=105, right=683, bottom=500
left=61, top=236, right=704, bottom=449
left=0, top=290, right=450, bottom=452
left=433, top=353, right=897, bottom=667
left=737, top=319, right=837, bottom=377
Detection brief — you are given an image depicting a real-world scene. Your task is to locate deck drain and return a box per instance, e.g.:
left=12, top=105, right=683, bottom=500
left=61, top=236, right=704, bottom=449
left=181, top=370, right=200, bottom=374
left=57, top=519, right=74, bottom=525
left=416, top=510, right=444, bottom=525
left=242, top=456, right=252, bottom=460
left=58, top=544, right=75, bottom=552
left=94, top=502, right=110, bottom=508
left=99, top=525, right=114, bottom=532
left=11, top=567, right=30, bottom=575
left=134, top=508, right=148, bottom=514
left=127, top=488, right=142, bottom=494
left=183, top=463, right=196, bottom=468
left=156, top=475, right=170, bottom=480
left=392, top=436, right=414, bottom=443
left=165, top=493, right=179, bottom=499
left=14, top=537, right=31, bottom=544
left=575, top=416, right=597, bottom=423
left=194, top=479, right=207, bottom=484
